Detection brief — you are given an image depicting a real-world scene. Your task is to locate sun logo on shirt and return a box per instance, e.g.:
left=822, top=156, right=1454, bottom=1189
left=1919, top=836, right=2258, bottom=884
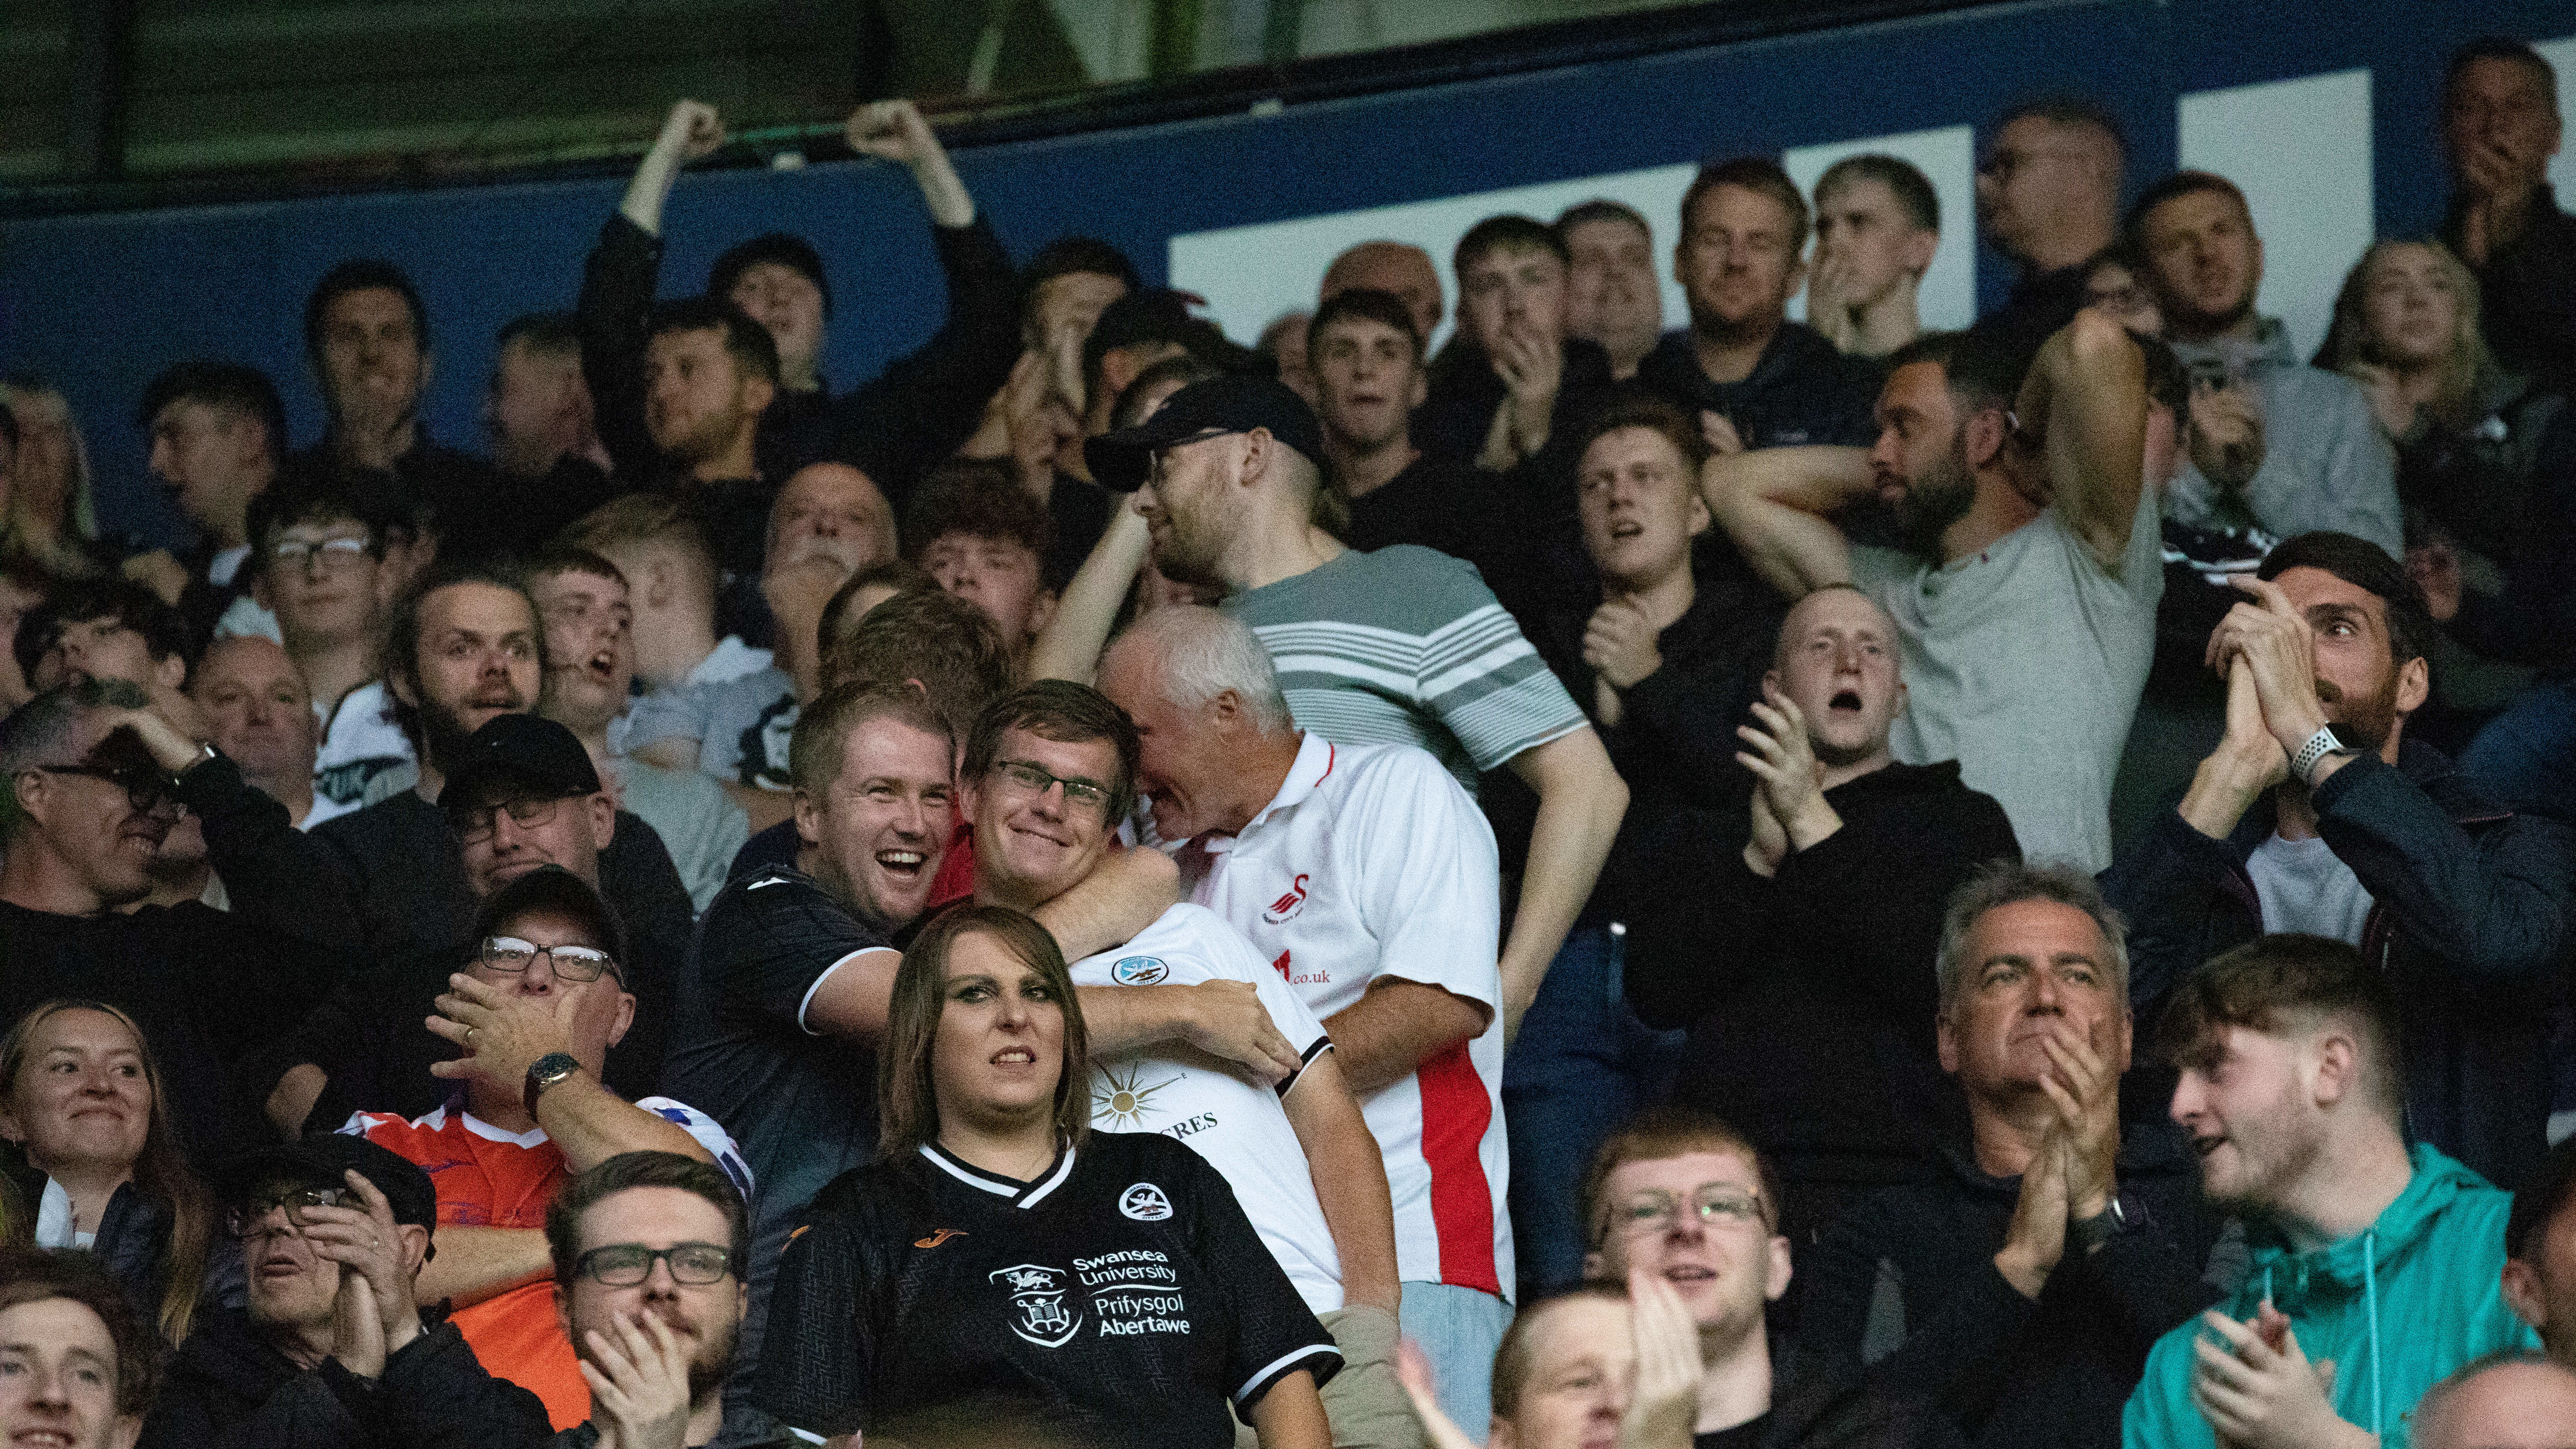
left=1094, top=1063, right=1182, bottom=1130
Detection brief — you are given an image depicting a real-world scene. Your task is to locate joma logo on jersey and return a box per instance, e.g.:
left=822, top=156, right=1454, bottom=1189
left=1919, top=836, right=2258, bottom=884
left=913, top=1228, right=969, bottom=1249
left=992, top=1263, right=1083, bottom=1347
left=1263, top=873, right=1311, bottom=923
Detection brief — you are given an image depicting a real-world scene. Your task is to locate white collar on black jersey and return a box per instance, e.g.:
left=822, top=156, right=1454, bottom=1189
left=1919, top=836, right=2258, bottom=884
left=919, top=1139, right=1077, bottom=1208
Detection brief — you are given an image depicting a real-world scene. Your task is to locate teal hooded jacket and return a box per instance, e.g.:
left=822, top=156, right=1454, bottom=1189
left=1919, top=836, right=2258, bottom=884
left=2124, top=1145, right=2536, bottom=1448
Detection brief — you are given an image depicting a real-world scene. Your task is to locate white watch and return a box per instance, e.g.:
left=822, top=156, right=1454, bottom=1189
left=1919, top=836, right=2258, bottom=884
left=2290, top=726, right=2352, bottom=785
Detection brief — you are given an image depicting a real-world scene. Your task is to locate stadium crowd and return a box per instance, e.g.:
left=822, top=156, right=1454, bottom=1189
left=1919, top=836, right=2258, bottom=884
left=6, top=33, right=2576, bottom=1449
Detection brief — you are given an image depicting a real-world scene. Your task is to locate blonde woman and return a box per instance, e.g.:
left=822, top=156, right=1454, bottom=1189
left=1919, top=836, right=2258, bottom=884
left=0, top=375, right=106, bottom=578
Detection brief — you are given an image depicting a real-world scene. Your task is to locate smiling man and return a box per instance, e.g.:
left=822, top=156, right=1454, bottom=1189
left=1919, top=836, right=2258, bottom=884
left=1795, top=864, right=2215, bottom=1448
left=2125, top=934, right=2535, bottom=1449
left=2102, top=531, right=2576, bottom=1191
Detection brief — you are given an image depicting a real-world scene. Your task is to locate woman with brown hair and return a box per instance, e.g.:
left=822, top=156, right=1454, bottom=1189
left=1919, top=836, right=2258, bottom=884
left=0, top=1000, right=223, bottom=1349
left=755, top=905, right=1339, bottom=1449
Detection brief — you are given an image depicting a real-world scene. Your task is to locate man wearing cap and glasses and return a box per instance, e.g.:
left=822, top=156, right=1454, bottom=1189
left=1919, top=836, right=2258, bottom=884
left=0, top=677, right=339, bottom=1159
left=340, top=866, right=753, bottom=1434
left=142, top=1134, right=556, bottom=1447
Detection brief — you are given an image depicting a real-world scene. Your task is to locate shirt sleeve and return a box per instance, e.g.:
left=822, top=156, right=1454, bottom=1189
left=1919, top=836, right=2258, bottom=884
left=1194, top=910, right=1333, bottom=1094
left=632, top=1097, right=757, bottom=1200
left=1349, top=750, right=1504, bottom=1010
left=700, top=874, right=896, bottom=1036
left=751, top=1208, right=878, bottom=1439
left=1178, top=1147, right=1340, bottom=1408
left=621, top=686, right=709, bottom=755
left=1400, top=551, right=1588, bottom=773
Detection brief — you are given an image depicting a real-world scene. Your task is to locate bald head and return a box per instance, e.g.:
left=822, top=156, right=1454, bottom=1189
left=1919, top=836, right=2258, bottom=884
left=1322, top=241, right=1443, bottom=345
left=2413, top=1356, right=2576, bottom=1449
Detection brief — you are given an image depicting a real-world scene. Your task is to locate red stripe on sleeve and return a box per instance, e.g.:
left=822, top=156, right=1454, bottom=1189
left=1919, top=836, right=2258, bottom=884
left=1415, top=1041, right=1499, bottom=1295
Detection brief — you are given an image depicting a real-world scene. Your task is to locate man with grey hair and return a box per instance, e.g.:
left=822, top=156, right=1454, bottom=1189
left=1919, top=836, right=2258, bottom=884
left=1099, top=602, right=1519, bottom=1437
left=2411, top=1353, right=2576, bottom=1448
left=1795, top=861, right=2218, bottom=1448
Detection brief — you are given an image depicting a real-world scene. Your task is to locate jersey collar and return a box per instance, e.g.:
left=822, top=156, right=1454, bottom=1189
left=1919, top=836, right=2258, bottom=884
left=1203, top=732, right=1333, bottom=857
left=919, top=1139, right=1078, bottom=1209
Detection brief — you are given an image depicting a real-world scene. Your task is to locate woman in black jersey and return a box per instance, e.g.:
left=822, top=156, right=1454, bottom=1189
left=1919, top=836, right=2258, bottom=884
left=754, top=905, right=1338, bottom=1449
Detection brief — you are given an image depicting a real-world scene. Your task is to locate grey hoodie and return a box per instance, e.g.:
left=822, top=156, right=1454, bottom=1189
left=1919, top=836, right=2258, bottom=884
left=2166, top=317, right=2403, bottom=556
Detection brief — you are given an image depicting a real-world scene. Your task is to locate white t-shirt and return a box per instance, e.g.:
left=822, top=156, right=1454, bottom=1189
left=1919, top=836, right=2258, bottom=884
left=1850, top=484, right=2162, bottom=871
left=1071, top=903, right=1345, bottom=1314
left=2246, top=830, right=2375, bottom=946
left=1181, top=733, right=1511, bottom=1300
left=309, top=679, right=416, bottom=827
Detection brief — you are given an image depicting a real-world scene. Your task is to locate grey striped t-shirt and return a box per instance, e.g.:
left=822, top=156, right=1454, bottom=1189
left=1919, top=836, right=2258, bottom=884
left=1224, top=544, right=1587, bottom=796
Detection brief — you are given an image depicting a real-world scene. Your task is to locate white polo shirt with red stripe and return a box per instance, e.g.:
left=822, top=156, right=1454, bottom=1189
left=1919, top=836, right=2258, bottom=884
left=1181, top=731, right=1511, bottom=1300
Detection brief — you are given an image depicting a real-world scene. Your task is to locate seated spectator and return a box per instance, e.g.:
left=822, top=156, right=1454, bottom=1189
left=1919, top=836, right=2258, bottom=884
left=963, top=680, right=1412, bottom=1445
left=1968, top=97, right=2125, bottom=367
left=474, top=314, right=622, bottom=559
left=2318, top=238, right=2576, bottom=683
left=2125, top=934, right=2538, bottom=1447
left=288, top=259, right=497, bottom=550
left=588, top=99, right=1017, bottom=497
left=1624, top=581, right=2018, bottom=1248
left=1797, top=865, right=2215, bottom=1446
left=2100, top=531, right=2575, bottom=1190
left=187, top=636, right=322, bottom=828
left=1577, top=1109, right=1900, bottom=1446
left=1306, top=287, right=1491, bottom=568
left=0, top=679, right=340, bottom=1159
left=2506, top=1137, right=2576, bottom=1361
left=1705, top=311, right=2159, bottom=869
left=142, top=1135, right=551, bottom=1449
left=904, top=461, right=1059, bottom=673
left=0, top=373, right=108, bottom=581
left=2438, top=39, right=2574, bottom=395
left=126, top=360, right=287, bottom=648
left=542, top=1152, right=794, bottom=1449
left=1096, top=606, right=1516, bottom=1431
left=1398, top=1282, right=1666, bottom=1449
left=1637, top=158, right=1881, bottom=451
left=755, top=905, right=1339, bottom=1449
left=0, top=1245, right=160, bottom=1449
left=526, top=547, right=747, bottom=913
left=0, top=1001, right=220, bottom=1350
left=2129, top=172, right=2402, bottom=555
left=2412, top=1353, right=2576, bottom=1448
left=1805, top=155, right=1942, bottom=361
left=1419, top=216, right=1616, bottom=480
left=1086, top=375, right=1625, bottom=1031
left=1320, top=240, right=1446, bottom=346
left=342, top=867, right=745, bottom=1431
left=626, top=461, right=892, bottom=825
left=1556, top=199, right=1663, bottom=381
left=241, top=468, right=416, bottom=823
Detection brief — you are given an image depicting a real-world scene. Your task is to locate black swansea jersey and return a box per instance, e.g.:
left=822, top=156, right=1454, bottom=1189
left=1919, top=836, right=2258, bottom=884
left=754, top=1130, right=1338, bottom=1448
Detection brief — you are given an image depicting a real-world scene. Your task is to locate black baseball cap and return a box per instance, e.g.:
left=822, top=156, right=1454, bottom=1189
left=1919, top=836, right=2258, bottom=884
left=440, top=713, right=601, bottom=816
left=468, top=864, right=629, bottom=980
left=1083, top=373, right=1326, bottom=492
left=217, top=1133, right=439, bottom=1239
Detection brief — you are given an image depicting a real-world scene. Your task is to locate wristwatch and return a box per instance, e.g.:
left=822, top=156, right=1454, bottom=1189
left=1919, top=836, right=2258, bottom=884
left=2070, top=1195, right=2136, bottom=1252
left=2289, top=725, right=2355, bottom=786
left=524, top=1053, right=582, bottom=1116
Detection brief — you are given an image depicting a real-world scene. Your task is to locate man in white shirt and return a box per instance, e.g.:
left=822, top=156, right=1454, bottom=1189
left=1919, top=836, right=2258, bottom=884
left=960, top=677, right=1417, bottom=1448
left=1098, top=604, right=1511, bottom=1438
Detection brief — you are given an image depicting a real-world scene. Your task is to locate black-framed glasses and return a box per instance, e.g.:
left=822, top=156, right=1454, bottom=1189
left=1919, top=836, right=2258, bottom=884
left=28, top=763, right=181, bottom=816
left=225, top=1186, right=347, bottom=1238
left=451, top=796, right=564, bottom=843
left=1613, top=1184, right=1770, bottom=1239
left=990, top=759, right=1112, bottom=814
left=574, top=1242, right=737, bottom=1287
left=269, top=536, right=375, bottom=575
left=479, top=936, right=621, bottom=984
left=1145, top=428, right=1245, bottom=485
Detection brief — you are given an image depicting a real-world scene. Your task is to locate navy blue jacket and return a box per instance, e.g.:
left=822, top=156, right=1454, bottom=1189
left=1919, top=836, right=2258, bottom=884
left=2101, top=738, right=2575, bottom=1189
left=1633, top=320, right=1881, bottom=449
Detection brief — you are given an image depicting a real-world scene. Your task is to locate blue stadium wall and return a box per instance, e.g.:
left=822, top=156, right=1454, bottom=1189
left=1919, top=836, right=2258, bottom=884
left=2, top=0, right=2569, bottom=547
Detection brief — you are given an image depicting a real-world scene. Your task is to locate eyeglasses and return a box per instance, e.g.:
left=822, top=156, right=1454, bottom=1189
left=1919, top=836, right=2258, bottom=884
left=479, top=936, right=621, bottom=984
left=451, top=796, right=564, bottom=842
left=225, top=1186, right=347, bottom=1238
left=574, top=1242, right=737, bottom=1287
left=1145, top=429, right=1245, bottom=485
left=990, top=759, right=1113, bottom=814
left=1614, top=1185, right=1769, bottom=1238
left=270, top=536, right=374, bottom=575
left=28, top=763, right=181, bottom=816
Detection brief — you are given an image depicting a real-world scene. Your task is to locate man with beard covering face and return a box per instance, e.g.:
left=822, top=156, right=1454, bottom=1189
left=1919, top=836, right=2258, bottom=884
left=1704, top=309, right=2160, bottom=871
left=2102, top=531, right=2575, bottom=1192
